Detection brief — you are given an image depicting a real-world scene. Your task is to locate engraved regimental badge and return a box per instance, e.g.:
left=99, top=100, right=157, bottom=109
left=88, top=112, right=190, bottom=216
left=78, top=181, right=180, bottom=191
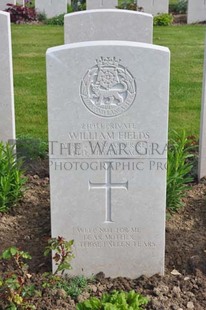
left=80, top=57, right=136, bottom=117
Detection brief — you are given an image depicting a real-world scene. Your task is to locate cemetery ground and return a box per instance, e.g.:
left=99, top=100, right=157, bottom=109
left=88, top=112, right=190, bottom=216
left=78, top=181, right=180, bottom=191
left=0, top=157, right=206, bottom=309
left=0, top=24, right=206, bottom=309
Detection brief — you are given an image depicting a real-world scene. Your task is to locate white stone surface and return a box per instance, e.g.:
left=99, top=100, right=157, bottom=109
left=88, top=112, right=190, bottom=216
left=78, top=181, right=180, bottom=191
left=64, top=10, right=153, bottom=44
left=137, top=0, right=169, bottom=16
left=0, top=0, right=16, bottom=11
left=0, top=11, right=15, bottom=142
left=35, top=0, right=67, bottom=18
left=87, top=0, right=118, bottom=10
left=47, top=40, right=170, bottom=278
left=187, top=0, right=206, bottom=24
left=198, top=41, right=206, bottom=180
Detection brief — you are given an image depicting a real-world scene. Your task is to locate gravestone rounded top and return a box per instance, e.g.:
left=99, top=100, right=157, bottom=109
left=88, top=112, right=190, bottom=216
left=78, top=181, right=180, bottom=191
left=48, top=40, right=168, bottom=56
left=64, top=9, right=153, bottom=44
left=68, top=8, right=152, bottom=17
left=0, top=11, right=10, bottom=18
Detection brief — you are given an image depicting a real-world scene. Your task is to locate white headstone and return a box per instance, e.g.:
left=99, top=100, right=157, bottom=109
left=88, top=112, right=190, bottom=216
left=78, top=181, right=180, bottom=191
left=35, top=0, right=67, bottom=19
left=64, top=10, right=153, bottom=44
left=0, top=0, right=16, bottom=11
left=87, top=0, right=118, bottom=10
left=187, top=0, right=206, bottom=24
left=0, top=11, right=15, bottom=142
left=198, top=41, right=206, bottom=181
left=47, top=40, right=170, bottom=278
left=137, top=0, right=169, bottom=16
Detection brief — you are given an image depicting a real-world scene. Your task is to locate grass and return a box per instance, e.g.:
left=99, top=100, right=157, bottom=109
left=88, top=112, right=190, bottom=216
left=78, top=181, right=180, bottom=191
left=11, top=24, right=205, bottom=140
left=12, top=25, right=63, bottom=140
left=154, top=25, right=205, bottom=135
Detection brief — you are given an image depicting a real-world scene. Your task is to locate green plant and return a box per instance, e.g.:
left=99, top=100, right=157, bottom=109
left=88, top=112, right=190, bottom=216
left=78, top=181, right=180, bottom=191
left=117, top=0, right=142, bottom=11
left=65, top=276, right=88, bottom=299
left=169, top=0, right=188, bottom=14
left=0, top=239, right=77, bottom=309
left=44, top=236, right=74, bottom=275
left=175, top=0, right=188, bottom=14
left=45, top=275, right=88, bottom=300
left=41, top=273, right=62, bottom=289
left=42, top=239, right=86, bottom=299
left=42, top=273, right=88, bottom=300
left=0, top=238, right=75, bottom=308
left=0, top=247, right=36, bottom=309
left=72, top=0, right=86, bottom=11
left=167, top=131, right=195, bottom=212
left=16, top=135, right=48, bottom=160
left=0, top=142, right=27, bottom=213
left=67, top=4, right=73, bottom=13
left=36, top=11, right=47, bottom=22
left=77, top=290, right=149, bottom=310
left=44, top=13, right=65, bottom=25
left=154, top=13, right=173, bottom=26
left=1, top=247, right=32, bottom=275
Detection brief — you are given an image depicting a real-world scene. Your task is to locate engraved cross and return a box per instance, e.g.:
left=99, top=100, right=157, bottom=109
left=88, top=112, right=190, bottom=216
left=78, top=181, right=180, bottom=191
left=89, top=162, right=128, bottom=223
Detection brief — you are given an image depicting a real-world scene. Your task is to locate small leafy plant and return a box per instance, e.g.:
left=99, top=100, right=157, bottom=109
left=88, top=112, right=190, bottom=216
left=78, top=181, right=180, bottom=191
left=0, top=142, right=27, bottom=213
left=176, top=0, right=188, bottom=14
left=77, top=290, right=149, bottom=310
left=43, top=237, right=85, bottom=299
left=0, top=238, right=78, bottom=309
left=154, top=13, right=173, bottom=26
left=42, top=274, right=88, bottom=300
left=5, top=4, right=37, bottom=24
left=44, top=13, right=65, bottom=26
left=16, top=135, right=48, bottom=160
left=36, top=11, right=47, bottom=22
left=44, top=236, right=74, bottom=275
left=170, top=0, right=188, bottom=14
left=167, top=131, right=195, bottom=212
left=53, top=275, right=88, bottom=299
left=71, top=0, right=86, bottom=11
left=1, top=247, right=32, bottom=275
left=42, top=237, right=75, bottom=292
left=0, top=247, right=36, bottom=309
left=64, top=275, right=88, bottom=299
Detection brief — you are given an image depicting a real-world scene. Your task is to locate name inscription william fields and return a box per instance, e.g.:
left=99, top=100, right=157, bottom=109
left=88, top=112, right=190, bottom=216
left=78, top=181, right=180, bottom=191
left=49, top=123, right=166, bottom=158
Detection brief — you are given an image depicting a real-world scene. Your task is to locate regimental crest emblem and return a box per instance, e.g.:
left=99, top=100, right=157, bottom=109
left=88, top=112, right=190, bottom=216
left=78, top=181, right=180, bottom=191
left=80, top=57, right=136, bottom=117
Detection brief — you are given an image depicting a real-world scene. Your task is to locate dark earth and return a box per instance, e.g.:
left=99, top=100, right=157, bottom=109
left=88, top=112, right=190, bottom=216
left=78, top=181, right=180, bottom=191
left=0, top=158, right=206, bottom=309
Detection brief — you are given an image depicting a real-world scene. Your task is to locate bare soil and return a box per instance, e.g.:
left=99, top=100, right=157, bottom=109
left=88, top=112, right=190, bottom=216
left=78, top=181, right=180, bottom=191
left=0, top=159, right=206, bottom=309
